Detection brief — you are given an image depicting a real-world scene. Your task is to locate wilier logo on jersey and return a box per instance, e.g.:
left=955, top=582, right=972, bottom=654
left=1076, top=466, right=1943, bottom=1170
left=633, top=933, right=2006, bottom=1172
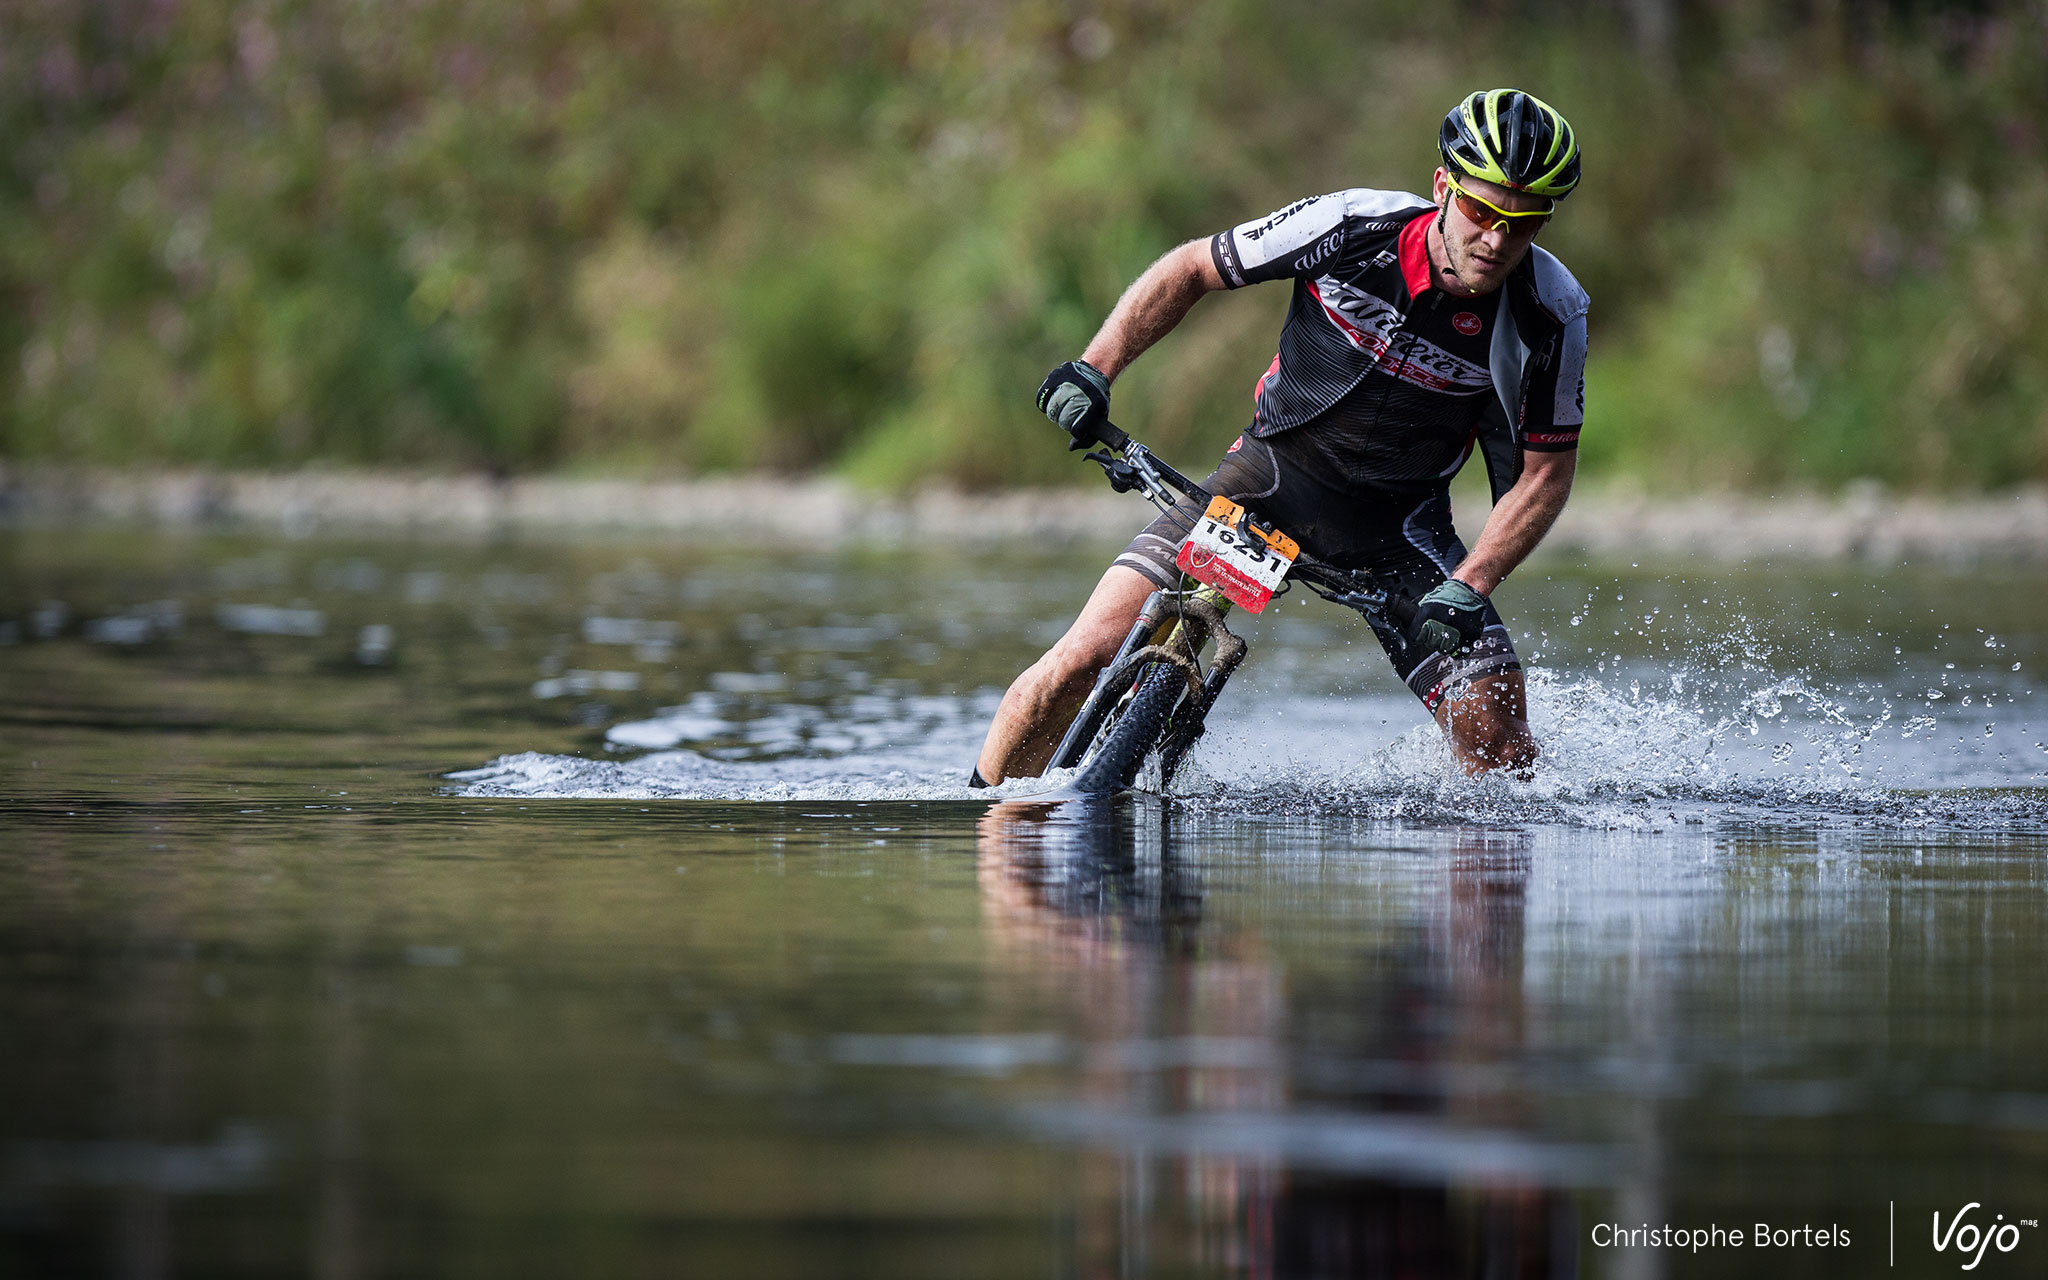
left=1291, top=234, right=1342, bottom=275
left=1305, top=279, right=1492, bottom=393
left=1453, top=312, right=1483, bottom=336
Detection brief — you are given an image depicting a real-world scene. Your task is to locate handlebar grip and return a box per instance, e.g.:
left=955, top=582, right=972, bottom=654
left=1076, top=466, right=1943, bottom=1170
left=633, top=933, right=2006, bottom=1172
left=1092, top=420, right=1131, bottom=453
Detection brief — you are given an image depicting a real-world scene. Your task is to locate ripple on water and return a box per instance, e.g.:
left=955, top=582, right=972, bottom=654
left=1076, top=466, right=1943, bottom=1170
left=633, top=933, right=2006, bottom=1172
left=452, top=665, right=2048, bottom=830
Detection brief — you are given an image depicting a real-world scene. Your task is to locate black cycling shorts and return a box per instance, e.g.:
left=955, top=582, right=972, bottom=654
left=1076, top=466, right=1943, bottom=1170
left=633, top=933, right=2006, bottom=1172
left=1112, top=432, right=1520, bottom=710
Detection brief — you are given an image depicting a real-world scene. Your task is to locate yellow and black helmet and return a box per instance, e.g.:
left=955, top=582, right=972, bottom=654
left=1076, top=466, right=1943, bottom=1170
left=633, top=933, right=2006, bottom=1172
left=1439, top=89, right=1581, bottom=200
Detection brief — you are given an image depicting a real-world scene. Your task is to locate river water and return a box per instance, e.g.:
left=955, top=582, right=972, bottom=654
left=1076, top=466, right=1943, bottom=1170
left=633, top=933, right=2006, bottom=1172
left=3, top=524, right=2045, bottom=1278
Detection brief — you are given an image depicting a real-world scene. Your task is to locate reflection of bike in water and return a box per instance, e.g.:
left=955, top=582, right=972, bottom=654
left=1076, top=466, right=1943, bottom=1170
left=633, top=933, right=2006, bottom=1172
left=977, top=799, right=1580, bottom=1277
left=977, top=796, right=1206, bottom=954
left=1043, top=421, right=1418, bottom=795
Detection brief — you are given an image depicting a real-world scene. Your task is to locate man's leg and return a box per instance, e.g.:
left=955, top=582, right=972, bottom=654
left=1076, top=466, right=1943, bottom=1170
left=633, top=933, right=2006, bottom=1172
left=975, top=566, right=1158, bottom=784
left=1329, top=484, right=1535, bottom=778
left=1434, top=670, right=1536, bottom=775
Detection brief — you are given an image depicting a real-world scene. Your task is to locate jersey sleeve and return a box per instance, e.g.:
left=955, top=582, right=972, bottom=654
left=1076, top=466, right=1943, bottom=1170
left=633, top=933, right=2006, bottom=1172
left=1209, top=192, right=1353, bottom=289
left=1517, top=313, right=1587, bottom=451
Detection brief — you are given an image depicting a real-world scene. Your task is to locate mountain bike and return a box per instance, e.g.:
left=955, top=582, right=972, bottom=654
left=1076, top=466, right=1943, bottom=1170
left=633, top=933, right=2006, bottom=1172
left=1048, top=421, right=1417, bottom=794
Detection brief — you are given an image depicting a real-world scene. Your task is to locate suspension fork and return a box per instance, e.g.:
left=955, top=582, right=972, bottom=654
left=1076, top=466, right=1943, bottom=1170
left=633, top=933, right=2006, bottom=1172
left=1047, top=589, right=1178, bottom=772
left=1156, top=586, right=1246, bottom=784
left=1046, top=582, right=1242, bottom=773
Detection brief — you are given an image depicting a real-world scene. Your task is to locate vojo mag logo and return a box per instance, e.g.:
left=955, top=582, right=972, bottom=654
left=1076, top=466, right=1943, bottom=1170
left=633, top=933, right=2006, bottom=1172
left=1930, top=1203, right=2037, bottom=1270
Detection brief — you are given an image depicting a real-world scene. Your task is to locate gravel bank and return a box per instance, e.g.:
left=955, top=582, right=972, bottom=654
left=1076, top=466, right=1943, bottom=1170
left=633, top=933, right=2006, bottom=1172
left=4, top=465, right=2046, bottom=564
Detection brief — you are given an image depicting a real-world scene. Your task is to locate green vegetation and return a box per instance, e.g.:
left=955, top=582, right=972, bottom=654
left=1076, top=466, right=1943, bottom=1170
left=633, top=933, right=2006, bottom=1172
left=3, top=1, right=2044, bottom=490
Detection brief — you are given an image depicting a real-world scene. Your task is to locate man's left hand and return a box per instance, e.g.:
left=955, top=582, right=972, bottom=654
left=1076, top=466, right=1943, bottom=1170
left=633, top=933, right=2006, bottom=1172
left=1412, top=579, right=1490, bottom=654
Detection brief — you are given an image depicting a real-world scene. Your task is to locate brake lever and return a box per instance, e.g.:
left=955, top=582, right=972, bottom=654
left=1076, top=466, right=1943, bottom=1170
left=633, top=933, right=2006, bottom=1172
left=1310, top=575, right=1417, bottom=629
left=1327, top=589, right=1389, bottom=615
left=1082, top=450, right=1142, bottom=494
left=1342, top=587, right=1418, bottom=630
left=1074, top=423, right=1182, bottom=513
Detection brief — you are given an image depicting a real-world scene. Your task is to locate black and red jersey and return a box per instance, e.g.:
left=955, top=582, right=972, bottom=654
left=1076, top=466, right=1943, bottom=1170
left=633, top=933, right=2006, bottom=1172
left=1209, top=188, right=1589, bottom=496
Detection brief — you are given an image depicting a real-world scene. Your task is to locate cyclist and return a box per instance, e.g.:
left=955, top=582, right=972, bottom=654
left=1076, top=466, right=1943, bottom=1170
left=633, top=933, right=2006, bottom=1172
left=972, top=89, right=1588, bottom=785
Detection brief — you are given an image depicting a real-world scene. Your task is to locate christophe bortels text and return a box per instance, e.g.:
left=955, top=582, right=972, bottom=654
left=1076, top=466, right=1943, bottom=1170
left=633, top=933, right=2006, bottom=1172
left=1589, top=1223, right=1850, bottom=1252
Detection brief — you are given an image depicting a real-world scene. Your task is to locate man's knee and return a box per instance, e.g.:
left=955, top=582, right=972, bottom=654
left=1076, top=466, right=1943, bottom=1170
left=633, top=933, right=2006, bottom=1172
left=1050, top=622, right=1123, bottom=675
left=1048, top=568, right=1156, bottom=678
left=1021, top=631, right=1117, bottom=710
left=1454, top=713, right=1536, bottom=768
left=1437, top=674, right=1536, bottom=770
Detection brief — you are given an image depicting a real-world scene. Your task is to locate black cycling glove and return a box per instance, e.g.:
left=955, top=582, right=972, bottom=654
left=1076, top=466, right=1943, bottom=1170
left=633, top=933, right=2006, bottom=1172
left=1037, top=360, right=1111, bottom=449
left=1411, top=579, right=1490, bottom=655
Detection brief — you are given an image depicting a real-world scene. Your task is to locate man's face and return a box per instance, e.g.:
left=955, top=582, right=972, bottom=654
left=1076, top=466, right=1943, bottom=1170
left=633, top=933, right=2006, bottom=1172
left=1431, top=168, right=1551, bottom=293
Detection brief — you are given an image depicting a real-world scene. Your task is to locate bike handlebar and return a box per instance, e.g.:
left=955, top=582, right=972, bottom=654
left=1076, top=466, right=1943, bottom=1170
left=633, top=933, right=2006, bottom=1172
left=1084, top=422, right=1417, bottom=630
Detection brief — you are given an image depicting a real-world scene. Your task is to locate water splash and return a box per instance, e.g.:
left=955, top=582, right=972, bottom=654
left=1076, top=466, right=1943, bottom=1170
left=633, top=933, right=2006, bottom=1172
left=453, top=648, right=2047, bottom=829
left=1170, top=662, right=2045, bottom=830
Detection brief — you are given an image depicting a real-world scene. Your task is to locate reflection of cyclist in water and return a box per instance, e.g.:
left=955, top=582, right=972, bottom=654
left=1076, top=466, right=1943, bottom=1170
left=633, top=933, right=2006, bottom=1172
left=973, top=90, right=1588, bottom=786
left=975, top=803, right=1579, bottom=1276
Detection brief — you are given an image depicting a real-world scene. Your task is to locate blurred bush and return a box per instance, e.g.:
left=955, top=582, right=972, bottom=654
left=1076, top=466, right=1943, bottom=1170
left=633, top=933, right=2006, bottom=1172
left=2, top=0, right=2044, bottom=489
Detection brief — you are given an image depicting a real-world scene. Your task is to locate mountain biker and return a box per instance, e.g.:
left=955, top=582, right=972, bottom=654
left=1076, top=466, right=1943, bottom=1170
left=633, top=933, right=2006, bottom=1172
left=972, top=89, right=1588, bottom=786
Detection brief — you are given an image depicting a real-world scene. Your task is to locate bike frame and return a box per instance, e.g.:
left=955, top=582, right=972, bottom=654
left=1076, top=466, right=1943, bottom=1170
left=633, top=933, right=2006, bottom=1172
left=1045, top=423, right=1415, bottom=785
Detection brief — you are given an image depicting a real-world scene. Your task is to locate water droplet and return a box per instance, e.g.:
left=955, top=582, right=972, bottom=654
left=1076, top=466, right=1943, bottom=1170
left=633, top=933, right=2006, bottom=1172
left=1570, top=615, right=1582, bottom=626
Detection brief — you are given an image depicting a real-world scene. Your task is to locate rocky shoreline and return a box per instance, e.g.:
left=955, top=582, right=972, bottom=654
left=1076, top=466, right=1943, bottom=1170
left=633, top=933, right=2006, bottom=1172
left=4, top=464, right=2046, bottom=564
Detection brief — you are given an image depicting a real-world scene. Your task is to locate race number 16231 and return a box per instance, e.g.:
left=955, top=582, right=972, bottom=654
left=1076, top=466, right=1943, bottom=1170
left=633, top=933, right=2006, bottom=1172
left=1175, top=497, right=1297, bottom=613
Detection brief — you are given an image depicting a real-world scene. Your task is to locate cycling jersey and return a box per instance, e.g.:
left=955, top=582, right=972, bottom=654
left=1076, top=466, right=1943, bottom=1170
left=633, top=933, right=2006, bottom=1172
left=1209, top=189, right=1589, bottom=497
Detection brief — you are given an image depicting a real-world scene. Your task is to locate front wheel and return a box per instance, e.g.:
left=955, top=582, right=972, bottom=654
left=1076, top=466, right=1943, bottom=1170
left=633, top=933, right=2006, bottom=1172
left=1071, top=660, right=1188, bottom=794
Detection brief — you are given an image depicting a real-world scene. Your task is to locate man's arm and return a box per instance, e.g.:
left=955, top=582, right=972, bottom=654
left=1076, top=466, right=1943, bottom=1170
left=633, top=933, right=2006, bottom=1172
left=1080, top=239, right=1228, bottom=380
left=1451, top=449, right=1575, bottom=596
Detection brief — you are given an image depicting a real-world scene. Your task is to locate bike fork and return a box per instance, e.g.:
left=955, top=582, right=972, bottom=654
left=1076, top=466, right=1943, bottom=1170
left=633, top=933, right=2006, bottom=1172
left=1047, top=589, right=1175, bottom=772
left=1157, top=607, right=1248, bottom=786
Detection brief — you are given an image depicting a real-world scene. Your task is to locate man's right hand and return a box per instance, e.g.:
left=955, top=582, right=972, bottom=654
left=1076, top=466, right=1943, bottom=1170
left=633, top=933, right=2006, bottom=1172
left=1037, top=360, right=1111, bottom=448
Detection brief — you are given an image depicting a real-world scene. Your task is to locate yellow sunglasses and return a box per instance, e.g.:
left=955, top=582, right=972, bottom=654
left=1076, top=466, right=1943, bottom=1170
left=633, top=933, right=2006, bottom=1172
left=1447, top=175, right=1553, bottom=234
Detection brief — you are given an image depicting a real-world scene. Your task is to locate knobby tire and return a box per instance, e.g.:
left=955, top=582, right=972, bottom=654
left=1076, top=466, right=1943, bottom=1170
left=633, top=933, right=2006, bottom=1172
left=1071, top=660, right=1187, bottom=795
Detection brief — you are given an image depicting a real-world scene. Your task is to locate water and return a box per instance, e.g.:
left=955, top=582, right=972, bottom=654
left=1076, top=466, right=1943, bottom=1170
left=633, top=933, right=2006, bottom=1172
left=3, top=525, right=2045, bottom=1277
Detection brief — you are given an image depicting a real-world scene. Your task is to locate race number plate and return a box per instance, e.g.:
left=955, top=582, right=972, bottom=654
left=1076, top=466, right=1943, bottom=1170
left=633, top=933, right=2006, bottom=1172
left=1175, top=496, right=1298, bottom=613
